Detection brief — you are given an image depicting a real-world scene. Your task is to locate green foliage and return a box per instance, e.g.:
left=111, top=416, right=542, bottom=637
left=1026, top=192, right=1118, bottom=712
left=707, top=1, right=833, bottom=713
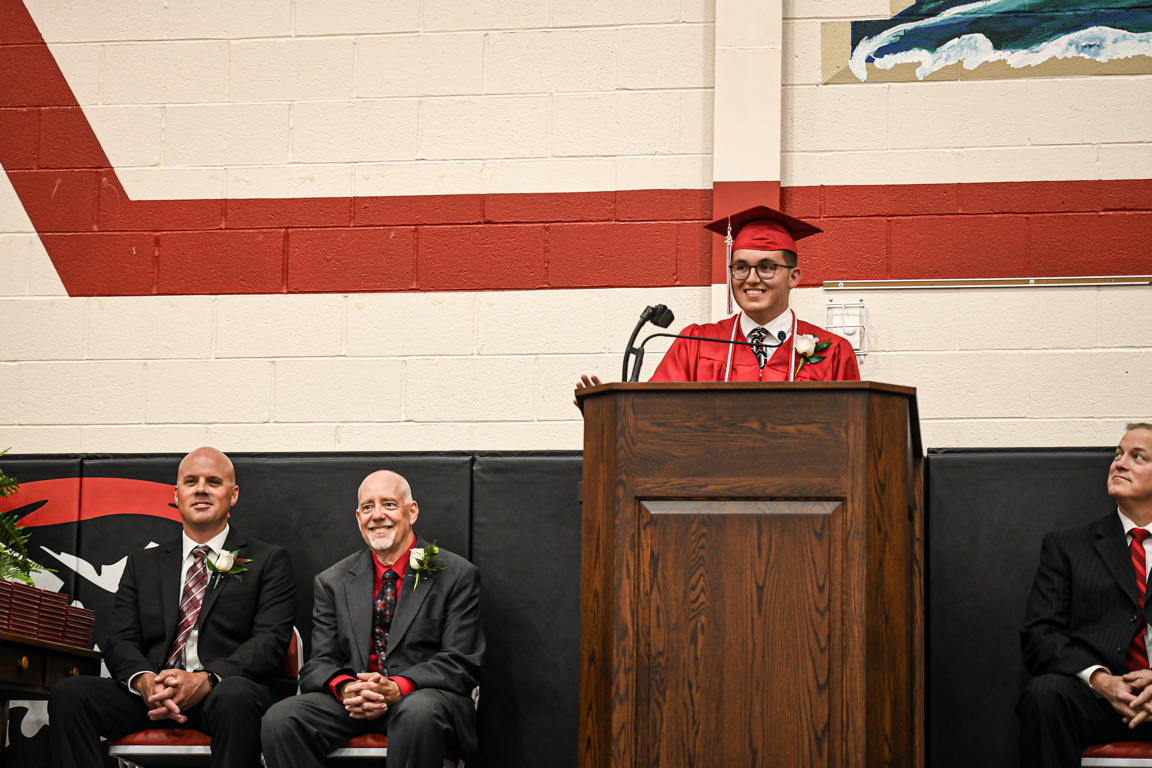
left=0, top=449, right=53, bottom=585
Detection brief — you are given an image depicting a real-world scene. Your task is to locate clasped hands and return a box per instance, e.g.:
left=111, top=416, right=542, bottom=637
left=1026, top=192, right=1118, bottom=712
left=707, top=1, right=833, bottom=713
left=133, top=669, right=213, bottom=723
left=337, top=673, right=402, bottom=720
left=1092, top=669, right=1152, bottom=728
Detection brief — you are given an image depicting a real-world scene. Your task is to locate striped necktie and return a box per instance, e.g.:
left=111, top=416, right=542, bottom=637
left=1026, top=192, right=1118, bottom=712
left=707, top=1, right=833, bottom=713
left=748, top=327, right=770, bottom=369
left=1126, top=528, right=1151, bottom=671
left=166, top=544, right=211, bottom=669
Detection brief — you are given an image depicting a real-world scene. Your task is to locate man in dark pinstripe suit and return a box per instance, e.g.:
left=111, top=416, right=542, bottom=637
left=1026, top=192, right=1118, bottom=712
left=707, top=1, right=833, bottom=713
left=1019, top=423, right=1152, bottom=768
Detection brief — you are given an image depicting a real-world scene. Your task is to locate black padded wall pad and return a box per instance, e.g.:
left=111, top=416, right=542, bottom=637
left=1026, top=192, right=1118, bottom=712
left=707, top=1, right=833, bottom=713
left=926, top=448, right=1117, bottom=768
left=470, top=452, right=584, bottom=768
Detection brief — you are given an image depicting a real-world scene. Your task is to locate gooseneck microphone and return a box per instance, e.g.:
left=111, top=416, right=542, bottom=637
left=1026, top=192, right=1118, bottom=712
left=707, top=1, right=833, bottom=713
left=627, top=328, right=786, bottom=382
left=621, top=304, right=676, bottom=381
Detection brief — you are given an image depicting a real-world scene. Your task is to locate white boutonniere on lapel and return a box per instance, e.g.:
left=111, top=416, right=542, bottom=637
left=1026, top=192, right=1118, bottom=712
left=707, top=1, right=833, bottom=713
left=204, top=549, right=250, bottom=589
left=409, top=542, right=444, bottom=590
left=793, top=334, right=832, bottom=374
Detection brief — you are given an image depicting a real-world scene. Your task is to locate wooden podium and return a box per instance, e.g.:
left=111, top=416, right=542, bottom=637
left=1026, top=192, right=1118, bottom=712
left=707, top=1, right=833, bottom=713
left=575, top=382, right=924, bottom=768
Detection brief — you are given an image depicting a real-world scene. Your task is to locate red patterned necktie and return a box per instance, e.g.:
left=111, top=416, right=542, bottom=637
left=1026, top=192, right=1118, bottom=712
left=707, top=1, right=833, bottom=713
left=1126, top=529, right=1152, bottom=671
left=166, top=545, right=211, bottom=669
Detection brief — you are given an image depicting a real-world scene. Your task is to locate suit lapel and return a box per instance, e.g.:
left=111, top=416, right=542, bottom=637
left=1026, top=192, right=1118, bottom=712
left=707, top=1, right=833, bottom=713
left=160, top=539, right=184, bottom=648
left=343, top=550, right=375, bottom=671
left=1095, top=512, right=1139, bottom=609
left=387, top=538, right=434, bottom=652
left=196, top=530, right=247, bottom=628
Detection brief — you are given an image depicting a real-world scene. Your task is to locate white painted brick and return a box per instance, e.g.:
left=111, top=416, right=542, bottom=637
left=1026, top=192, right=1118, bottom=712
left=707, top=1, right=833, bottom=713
left=918, top=419, right=960, bottom=448
left=535, top=353, right=618, bottom=421
left=822, top=150, right=960, bottom=185
left=714, top=48, right=780, bottom=181
left=780, top=152, right=822, bottom=186
left=616, top=155, right=712, bottom=191
left=680, top=90, right=714, bottom=154
left=227, top=165, right=353, bottom=199
left=347, top=293, right=476, bottom=357
left=0, top=427, right=81, bottom=453
left=48, top=44, right=101, bottom=106
left=0, top=299, right=86, bottom=361
left=118, top=168, right=225, bottom=201
left=0, top=237, right=31, bottom=297
left=353, top=162, right=484, bottom=197
left=216, top=295, right=343, bottom=358
left=146, top=360, right=272, bottom=423
left=358, top=34, right=483, bottom=98
left=166, top=0, right=291, bottom=39
left=165, top=104, right=291, bottom=166
left=1099, top=287, right=1152, bottom=348
left=337, top=422, right=472, bottom=451
left=783, top=0, right=888, bottom=21
left=86, top=107, right=164, bottom=168
left=889, top=81, right=1028, bottom=150
left=782, top=84, right=888, bottom=152
left=854, top=346, right=890, bottom=383
left=471, top=420, right=584, bottom=450
left=0, top=365, right=16, bottom=424
left=406, top=357, right=534, bottom=421
left=1028, top=77, right=1152, bottom=146
left=20, top=362, right=145, bottom=424
left=485, top=30, right=616, bottom=95
left=1097, top=420, right=1143, bottom=444
left=1086, top=351, right=1152, bottom=417
left=606, top=286, right=712, bottom=354
left=959, top=288, right=1098, bottom=351
left=953, top=419, right=1102, bottom=448
left=80, top=424, right=212, bottom=453
left=850, top=289, right=961, bottom=352
left=293, top=101, right=418, bottom=164
left=27, top=242, right=67, bottom=297
left=1100, top=145, right=1152, bottom=181
left=782, top=21, right=821, bottom=86
left=478, top=289, right=608, bottom=355
left=0, top=169, right=37, bottom=234
left=960, top=146, right=1098, bottom=183
left=552, top=92, right=680, bottom=157
left=102, top=42, right=228, bottom=104
left=208, top=423, right=338, bottom=452
left=34, top=0, right=164, bottom=41
left=683, top=0, right=715, bottom=22
left=618, top=25, right=715, bottom=90
left=423, top=0, right=549, bottom=31
left=230, top=39, right=354, bottom=102
left=421, top=96, right=550, bottom=160
left=274, top=359, right=402, bottom=422
left=87, top=297, right=214, bottom=360
left=482, top=159, right=615, bottom=195
left=553, top=0, right=679, bottom=27
left=295, top=0, right=420, bottom=35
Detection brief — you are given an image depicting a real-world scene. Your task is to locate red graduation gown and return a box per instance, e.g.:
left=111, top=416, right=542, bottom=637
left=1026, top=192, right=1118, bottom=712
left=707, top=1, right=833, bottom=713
left=649, top=314, right=861, bottom=382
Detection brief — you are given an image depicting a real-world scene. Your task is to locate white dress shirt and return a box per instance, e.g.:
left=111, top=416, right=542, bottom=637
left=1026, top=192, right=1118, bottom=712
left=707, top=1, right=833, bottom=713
left=128, top=525, right=230, bottom=694
left=739, top=308, right=794, bottom=346
left=1078, top=510, right=1151, bottom=688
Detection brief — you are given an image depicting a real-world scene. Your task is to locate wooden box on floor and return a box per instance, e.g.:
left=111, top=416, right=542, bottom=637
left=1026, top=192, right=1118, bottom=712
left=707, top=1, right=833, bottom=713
left=576, top=382, right=925, bottom=768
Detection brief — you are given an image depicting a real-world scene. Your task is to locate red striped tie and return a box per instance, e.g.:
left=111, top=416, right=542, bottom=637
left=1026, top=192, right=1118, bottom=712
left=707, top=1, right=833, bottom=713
left=166, top=545, right=211, bottom=669
left=1127, top=529, right=1152, bottom=672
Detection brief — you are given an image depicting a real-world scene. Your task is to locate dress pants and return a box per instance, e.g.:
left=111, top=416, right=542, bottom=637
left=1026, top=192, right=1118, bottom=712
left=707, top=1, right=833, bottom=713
left=48, top=674, right=274, bottom=768
left=261, top=688, right=454, bottom=768
left=1018, top=673, right=1152, bottom=768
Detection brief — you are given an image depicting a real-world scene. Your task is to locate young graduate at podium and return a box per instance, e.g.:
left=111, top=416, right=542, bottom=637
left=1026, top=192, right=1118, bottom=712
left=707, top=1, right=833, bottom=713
left=648, top=205, right=860, bottom=382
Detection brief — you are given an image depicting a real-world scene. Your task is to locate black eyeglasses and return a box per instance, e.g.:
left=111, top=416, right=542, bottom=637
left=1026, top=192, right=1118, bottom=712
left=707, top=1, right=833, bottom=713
left=729, top=262, right=791, bottom=280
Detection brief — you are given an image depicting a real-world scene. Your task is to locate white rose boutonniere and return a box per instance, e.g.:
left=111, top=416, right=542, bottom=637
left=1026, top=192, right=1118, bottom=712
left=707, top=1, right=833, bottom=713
left=793, top=334, right=833, bottom=374
left=204, top=549, right=250, bottom=589
left=409, top=542, right=444, bottom=590
left=793, top=334, right=818, bottom=356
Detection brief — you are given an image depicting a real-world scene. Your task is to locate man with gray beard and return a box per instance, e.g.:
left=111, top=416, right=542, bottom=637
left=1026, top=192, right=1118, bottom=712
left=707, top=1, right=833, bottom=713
left=261, top=470, right=484, bottom=768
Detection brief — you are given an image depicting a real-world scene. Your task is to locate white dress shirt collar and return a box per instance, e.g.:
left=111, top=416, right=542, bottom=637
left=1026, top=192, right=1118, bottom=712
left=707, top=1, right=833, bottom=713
left=740, top=308, right=794, bottom=344
left=181, top=524, right=230, bottom=563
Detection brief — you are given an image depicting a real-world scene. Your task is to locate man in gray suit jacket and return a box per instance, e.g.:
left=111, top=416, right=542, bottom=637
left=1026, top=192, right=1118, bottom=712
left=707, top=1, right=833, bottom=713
left=262, top=470, right=483, bottom=768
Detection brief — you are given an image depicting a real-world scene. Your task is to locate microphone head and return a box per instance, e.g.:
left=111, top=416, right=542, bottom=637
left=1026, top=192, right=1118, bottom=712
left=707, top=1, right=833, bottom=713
left=651, top=305, right=675, bottom=328
left=778, top=330, right=786, bottom=341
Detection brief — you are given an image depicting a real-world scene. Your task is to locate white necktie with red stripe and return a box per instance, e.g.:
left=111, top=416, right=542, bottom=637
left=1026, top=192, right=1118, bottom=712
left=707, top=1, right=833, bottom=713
left=166, top=545, right=211, bottom=669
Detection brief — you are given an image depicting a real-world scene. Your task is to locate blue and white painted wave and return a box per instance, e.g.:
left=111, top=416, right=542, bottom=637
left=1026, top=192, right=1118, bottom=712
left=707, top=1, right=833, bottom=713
left=849, top=0, right=1152, bottom=80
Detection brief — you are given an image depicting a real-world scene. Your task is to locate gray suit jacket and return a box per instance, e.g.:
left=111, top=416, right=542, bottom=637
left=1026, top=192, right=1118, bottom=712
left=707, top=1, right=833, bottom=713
left=299, top=539, right=484, bottom=757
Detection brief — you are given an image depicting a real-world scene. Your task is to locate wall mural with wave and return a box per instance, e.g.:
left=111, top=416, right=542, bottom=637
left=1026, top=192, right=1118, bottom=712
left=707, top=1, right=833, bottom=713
left=822, top=0, right=1152, bottom=82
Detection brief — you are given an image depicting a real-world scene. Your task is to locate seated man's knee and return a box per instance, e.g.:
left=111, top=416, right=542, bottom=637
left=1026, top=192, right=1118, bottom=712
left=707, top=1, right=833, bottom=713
left=48, top=675, right=104, bottom=717
left=1018, top=674, right=1084, bottom=718
left=389, top=690, right=451, bottom=730
left=262, top=696, right=307, bottom=740
left=206, top=675, right=271, bottom=718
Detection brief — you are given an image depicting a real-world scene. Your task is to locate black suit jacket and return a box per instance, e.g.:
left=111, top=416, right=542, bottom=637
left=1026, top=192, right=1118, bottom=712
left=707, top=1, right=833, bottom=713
left=104, top=528, right=296, bottom=686
left=299, top=539, right=484, bottom=757
left=1022, top=511, right=1148, bottom=677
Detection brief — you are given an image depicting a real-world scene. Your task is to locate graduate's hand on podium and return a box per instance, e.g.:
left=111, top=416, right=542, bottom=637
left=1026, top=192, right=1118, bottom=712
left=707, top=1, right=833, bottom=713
left=573, top=375, right=603, bottom=407
left=1091, top=669, right=1149, bottom=726
left=1122, top=670, right=1152, bottom=726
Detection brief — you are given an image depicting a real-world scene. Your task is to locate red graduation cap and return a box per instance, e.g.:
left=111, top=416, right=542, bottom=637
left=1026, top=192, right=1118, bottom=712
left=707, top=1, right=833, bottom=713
left=705, top=205, right=822, bottom=255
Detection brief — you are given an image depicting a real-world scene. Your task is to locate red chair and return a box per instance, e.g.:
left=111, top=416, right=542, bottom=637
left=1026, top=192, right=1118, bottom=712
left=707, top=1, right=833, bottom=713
left=325, top=732, right=460, bottom=767
left=107, top=627, right=301, bottom=768
left=1082, top=742, right=1152, bottom=766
